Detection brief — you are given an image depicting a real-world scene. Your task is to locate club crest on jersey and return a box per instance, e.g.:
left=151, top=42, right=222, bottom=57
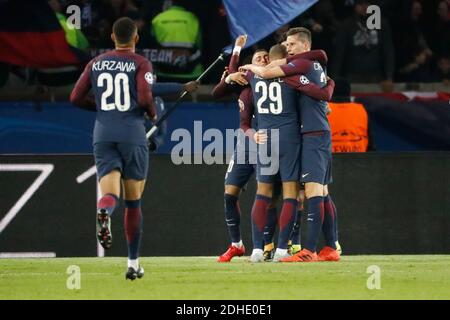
left=299, top=75, right=310, bottom=85
left=145, top=72, right=154, bottom=84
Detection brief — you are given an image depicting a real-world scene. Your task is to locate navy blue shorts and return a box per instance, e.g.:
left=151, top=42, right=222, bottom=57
left=224, top=150, right=256, bottom=188
left=257, top=141, right=301, bottom=183
left=225, top=150, right=282, bottom=199
left=300, top=131, right=332, bottom=185
left=94, top=142, right=149, bottom=180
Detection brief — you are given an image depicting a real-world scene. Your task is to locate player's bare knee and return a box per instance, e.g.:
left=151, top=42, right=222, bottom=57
left=99, top=170, right=121, bottom=196
left=304, top=182, right=324, bottom=199
left=123, top=179, right=145, bottom=200
left=257, top=182, right=273, bottom=198
left=282, top=181, right=299, bottom=199
left=224, top=185, right=241, bottom=197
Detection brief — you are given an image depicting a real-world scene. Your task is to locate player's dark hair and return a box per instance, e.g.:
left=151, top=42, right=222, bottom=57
left=242, top=48, right=267, bottom=65
left=269, top=44, right=287, bottom=59
left=254, top=48, right=268, bottom=55
left=286, top=27, right=312, bottom=45
left=242, top=54, right=253, bottom=65
left=112, top=17, right=137, bottom=44
left=277, top=31, right=288, bottom=44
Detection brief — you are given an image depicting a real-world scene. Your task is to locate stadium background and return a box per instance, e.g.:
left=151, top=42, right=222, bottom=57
left=0, top=0, right=449, bottom=259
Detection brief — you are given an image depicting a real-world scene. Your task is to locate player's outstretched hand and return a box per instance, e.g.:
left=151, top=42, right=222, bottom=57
left=254, top=130, right=268, bottom=144
left=235, top=34, right=247, bottom=48
left=227, top=72, right=248, bottom=86
left=183, top=81, right=199, bottom=93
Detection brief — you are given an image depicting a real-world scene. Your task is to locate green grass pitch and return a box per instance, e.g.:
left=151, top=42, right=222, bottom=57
left=1, top=255, right=449, bottom=300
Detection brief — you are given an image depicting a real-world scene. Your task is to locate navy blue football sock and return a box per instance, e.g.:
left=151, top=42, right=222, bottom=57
left=304, top=196, right=324, bottom=253
left=290, top=209, right=303, bottom=245
left=124, top=199, right=142, bottom=260
left=97, top=193, right=119, bottom=216
left=251, top=194, right=271, bottom=250
left=277, top=198, right=298, bottom=249
left=264, top=206, right=278, bottom=245
left=323, top=195, right=337, bottom=249
left=329, top=195, right=339, bottom=242
left=224, top=193, right=241, bottom=243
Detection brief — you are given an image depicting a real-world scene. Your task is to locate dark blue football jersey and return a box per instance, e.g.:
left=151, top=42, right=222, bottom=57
left=281, top=59, right=330, bottom=133
left=248, top=72, right=301, bottom=144
left=74, top=50, right=155, bottom=145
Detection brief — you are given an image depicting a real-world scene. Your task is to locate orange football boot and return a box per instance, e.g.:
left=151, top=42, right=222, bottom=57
left=280, top=248, right=318, bottom=262
left=217, top=245, right=245, bottom=262
left=318, top=246, right=340, bottom=261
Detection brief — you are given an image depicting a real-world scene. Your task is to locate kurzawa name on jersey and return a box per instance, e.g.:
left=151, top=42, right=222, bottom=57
left=92, top=60, right=136, bottom=72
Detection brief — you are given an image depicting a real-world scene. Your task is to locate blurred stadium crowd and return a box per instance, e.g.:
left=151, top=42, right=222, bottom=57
left=0, top=0, right=450, bottom=88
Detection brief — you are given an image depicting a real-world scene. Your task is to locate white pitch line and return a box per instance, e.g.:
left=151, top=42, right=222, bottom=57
left=0, top=272, right=115, bottom=277
left=0, top=252, right=56, bottom=258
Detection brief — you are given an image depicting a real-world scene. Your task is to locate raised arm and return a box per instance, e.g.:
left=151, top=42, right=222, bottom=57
left=240, top=57, right=312, bottom=79
left=240, top=51, right=327, bottom=79
left=136, top=60, right=156, bottom=119
left=70, top=60, right=96, bottom=111
left=212, top=35, right=247, bottom=98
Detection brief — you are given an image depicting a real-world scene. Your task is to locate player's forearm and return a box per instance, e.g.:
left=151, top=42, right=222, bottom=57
left=266, top=58, right=287, bottom=68
left=240, top=111, right=252, bottom=133
left=212, top=79, right=233, bottom=99
left=287, top=50, right=328, bottom=65
left=290, top=79, right=335, bottom=101
left=228, top=53, right=240, bottom=73
left=250, top=65, right=285, bottom=79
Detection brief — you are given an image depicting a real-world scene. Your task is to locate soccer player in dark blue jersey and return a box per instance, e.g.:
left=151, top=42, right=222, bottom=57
left=71, top=17, right=156, bottom=279
left=242, top=27, right=341, bottom=262
left=212, top=37, right=283, bottom=262
left=241, top=47, right=335, bottom=262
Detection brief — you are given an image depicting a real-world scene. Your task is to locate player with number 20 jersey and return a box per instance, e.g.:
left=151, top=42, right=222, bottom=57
left=71, top=17, right=154, bottom=281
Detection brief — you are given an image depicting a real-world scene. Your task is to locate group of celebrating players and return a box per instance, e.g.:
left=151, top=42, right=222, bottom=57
left=70, top=17, right=342, bottom=281
left=213, top=28, right=342, bottom=263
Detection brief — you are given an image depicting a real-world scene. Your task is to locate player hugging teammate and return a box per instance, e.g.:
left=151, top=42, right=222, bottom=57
left=218, top=27, right=342, bottom=263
